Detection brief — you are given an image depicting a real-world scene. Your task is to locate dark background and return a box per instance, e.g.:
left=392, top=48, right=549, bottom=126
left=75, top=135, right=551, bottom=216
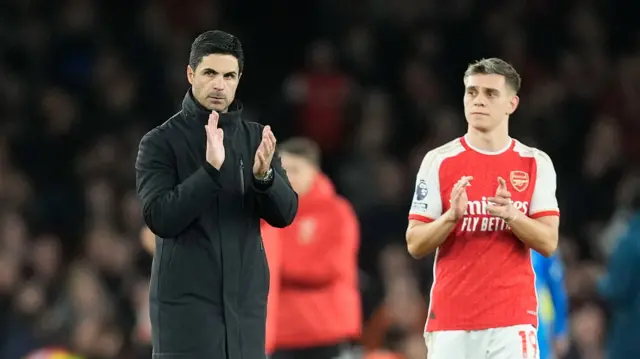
left=0, top=0, right=638, bottom=358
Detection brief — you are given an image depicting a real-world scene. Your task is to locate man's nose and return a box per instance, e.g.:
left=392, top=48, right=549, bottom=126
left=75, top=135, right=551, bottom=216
left=212, top=75, right=225, bottom=90
left=473, top=96, right=487, bottom=107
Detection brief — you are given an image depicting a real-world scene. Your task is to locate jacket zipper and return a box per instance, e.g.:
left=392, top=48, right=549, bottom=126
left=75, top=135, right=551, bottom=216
left=239, top=158, right=245, bottom=208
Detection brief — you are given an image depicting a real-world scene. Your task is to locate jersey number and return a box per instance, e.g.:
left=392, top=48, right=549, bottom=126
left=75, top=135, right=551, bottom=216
left=518, top=330, right=538, bottom=359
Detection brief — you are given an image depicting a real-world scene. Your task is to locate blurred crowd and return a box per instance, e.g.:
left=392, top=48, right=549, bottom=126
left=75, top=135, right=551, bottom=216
left=0, top=0, right=639, bottom=358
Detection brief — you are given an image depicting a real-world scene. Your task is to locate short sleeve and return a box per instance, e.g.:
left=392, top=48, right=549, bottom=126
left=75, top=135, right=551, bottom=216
left=529, top=151, right=560, bottom=218
left=408, top=151, right=443, bottom=222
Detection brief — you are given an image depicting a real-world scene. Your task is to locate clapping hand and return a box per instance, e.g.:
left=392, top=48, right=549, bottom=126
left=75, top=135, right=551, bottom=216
left=447, top=176, right=473, bottom=221
left=205, top=111, right=225, bottom=170
left=253, top=125, right=276, bottom=178
left=487, top=177, right=520, bottom=223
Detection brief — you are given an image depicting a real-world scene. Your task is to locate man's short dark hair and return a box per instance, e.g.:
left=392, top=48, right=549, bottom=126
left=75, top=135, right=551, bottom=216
left=189, top=30, right=244, bottom=73
left=464, top=58, right=521, bottom=93
left=279, top=137, right=321, bottom=166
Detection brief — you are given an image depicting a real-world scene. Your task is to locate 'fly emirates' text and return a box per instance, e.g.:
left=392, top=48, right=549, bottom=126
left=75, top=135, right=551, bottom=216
left=459, top=197, right=529, bottom=232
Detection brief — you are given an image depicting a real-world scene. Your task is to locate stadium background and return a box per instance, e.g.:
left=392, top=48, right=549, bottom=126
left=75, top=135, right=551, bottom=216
left=0, top=0, right=638, bottom=358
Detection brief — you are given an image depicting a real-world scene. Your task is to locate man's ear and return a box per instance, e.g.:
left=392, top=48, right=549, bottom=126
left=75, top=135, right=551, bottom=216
left=508, top=95, right=520, bottom=115
left=187, top=65, right=194, bottom=85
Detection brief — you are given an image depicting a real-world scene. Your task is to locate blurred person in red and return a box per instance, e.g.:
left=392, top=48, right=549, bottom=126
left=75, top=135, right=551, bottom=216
left=261, top=220, right=281, bottom=357
left=262, top=138, right=361, bottom=359
left=406, top=58, right=560, bottom=359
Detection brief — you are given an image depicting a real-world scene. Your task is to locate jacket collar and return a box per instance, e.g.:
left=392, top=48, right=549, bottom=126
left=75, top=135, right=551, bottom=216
left=181, top=89, right=243, bottom=129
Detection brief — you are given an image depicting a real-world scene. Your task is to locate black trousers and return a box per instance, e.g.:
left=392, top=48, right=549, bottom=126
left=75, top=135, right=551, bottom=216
left=271, top=342, right=348, bottom=359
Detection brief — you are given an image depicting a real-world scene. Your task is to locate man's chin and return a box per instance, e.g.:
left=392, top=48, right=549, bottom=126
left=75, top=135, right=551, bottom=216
left=212, top=105, right=229, bottom=113
left=467, top=118, right=495, bottom=132
left=204, top=98, right=228, bottom=112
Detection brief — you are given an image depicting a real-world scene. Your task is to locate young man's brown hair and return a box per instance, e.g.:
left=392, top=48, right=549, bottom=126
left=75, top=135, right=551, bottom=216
left=464, top=58, right=522, bottom=93
left=278, top=137, right=321, bottom=166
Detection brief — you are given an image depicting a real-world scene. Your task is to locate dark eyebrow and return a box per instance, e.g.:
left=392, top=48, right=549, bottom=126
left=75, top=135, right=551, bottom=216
left=466, top=86, right=501, bottom=93
left=201, top=68, right=237, bottom=77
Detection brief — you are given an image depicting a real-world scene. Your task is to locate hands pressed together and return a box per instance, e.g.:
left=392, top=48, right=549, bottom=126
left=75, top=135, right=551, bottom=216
left=205, top=111, right=277, bottom=178
left=447, top=176, right=521, bottom=223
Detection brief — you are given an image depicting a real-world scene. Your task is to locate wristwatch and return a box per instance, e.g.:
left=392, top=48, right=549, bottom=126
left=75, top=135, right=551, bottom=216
left=255, top=168, right=274, bottom=183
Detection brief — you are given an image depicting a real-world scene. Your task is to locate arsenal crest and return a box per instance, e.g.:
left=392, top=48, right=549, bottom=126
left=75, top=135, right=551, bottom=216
left=510, top=171, right=529, bottom=192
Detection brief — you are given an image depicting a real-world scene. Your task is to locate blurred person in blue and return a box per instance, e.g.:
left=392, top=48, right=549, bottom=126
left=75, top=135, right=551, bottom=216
left=532, top=250, right=569, bottom=359
left=594, top=184, right=640, bottom=359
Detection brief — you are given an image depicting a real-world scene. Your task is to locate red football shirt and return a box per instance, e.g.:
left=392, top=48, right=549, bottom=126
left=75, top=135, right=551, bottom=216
left=408, top=136, right=560, bottom=332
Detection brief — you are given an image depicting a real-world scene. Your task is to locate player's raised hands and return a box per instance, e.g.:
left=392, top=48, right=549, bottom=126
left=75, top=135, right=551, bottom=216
left=205, top=111, right=225, bottom=170
left=447, top=176, right=472, bottom=221
left=487, top=177, right=520, bottom=222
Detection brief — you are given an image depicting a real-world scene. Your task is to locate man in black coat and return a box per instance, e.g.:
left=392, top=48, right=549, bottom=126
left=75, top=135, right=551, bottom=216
left=135, top=30, right=298, bottom=359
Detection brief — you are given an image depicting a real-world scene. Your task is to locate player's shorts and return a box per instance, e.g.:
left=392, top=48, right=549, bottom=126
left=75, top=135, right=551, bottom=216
left=425, top=324, right=539, bottom=359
